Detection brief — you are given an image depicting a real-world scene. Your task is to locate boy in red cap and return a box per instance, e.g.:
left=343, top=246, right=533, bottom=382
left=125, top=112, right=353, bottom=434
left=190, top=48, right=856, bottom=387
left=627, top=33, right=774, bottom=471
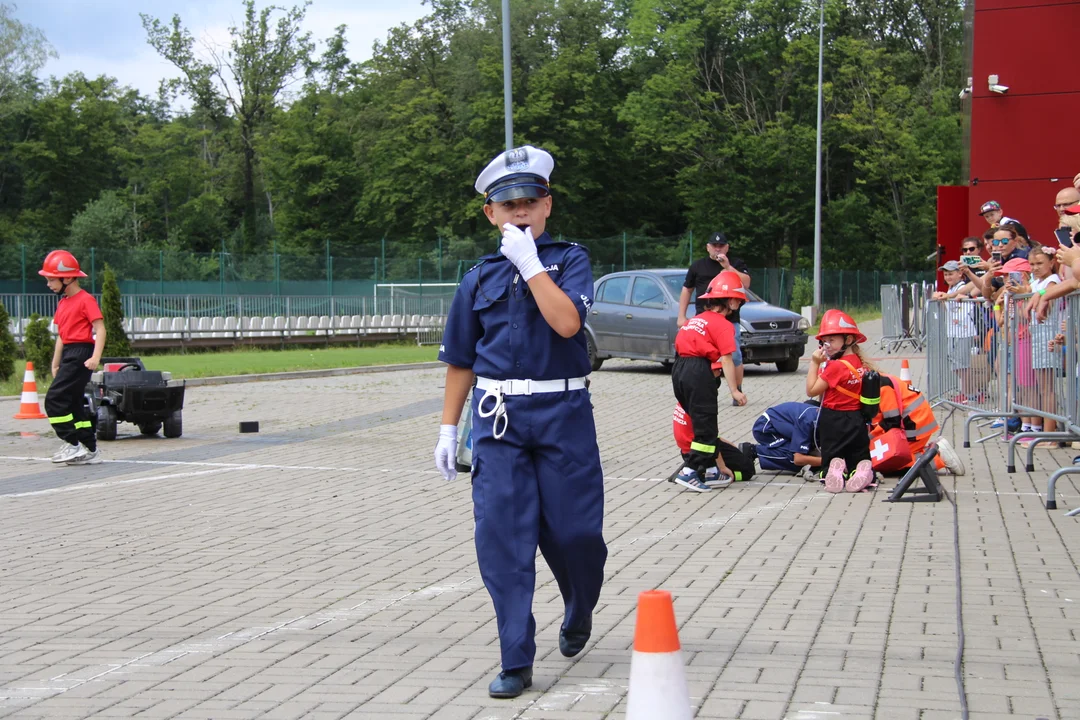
left=670, top=270, right=747, bottom=492
left=39, top=250, right=106, bottom=465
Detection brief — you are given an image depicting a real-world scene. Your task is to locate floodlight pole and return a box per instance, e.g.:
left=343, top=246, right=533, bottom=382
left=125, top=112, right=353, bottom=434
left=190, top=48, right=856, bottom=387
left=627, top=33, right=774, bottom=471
left=812, top=0, right=825, bottom=310
left=502, top=0, right=514, bottom=151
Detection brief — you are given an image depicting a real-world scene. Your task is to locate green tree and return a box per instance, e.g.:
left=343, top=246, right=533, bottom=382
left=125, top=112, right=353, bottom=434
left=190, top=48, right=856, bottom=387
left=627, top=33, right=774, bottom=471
left=0, top=298, right=17, bottom=381
left=142, top=0, right=314, bottom=253
left=22, top=312, right=52, bottom=378
left=0, top=3, right=55, bottom=116
left=100, top=264, right=130, bottom=357
left=69, top=190, right=138, bottom=248
left=12, top=74, right=151, bottom=245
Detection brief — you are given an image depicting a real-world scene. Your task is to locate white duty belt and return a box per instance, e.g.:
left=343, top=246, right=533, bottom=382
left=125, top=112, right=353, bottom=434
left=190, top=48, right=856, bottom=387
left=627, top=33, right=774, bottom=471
left=474, top=376, right=588, bottom=440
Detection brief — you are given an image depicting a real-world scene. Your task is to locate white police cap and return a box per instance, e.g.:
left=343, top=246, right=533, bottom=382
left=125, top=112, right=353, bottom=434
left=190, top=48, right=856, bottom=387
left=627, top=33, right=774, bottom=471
left=475, top=145, right=554, bottom=203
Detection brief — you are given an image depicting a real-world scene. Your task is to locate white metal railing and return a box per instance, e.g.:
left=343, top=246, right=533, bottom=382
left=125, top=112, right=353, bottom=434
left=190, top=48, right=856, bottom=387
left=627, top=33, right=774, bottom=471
left=1, top=293, right=450, bottom=345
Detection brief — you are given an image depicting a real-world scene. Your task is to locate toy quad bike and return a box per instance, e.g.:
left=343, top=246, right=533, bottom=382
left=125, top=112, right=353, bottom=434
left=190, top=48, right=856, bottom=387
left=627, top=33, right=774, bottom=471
left=84, top=357, right=186, bottom=441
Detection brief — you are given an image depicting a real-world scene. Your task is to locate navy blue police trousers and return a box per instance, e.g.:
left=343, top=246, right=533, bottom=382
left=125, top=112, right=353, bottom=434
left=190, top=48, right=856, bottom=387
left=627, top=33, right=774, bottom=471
left=470, top=386, right=607, bottom=671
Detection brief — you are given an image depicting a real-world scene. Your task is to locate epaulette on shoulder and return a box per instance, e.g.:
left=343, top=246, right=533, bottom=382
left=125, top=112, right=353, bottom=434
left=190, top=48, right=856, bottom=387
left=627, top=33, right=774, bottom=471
left=463, top=261, right=484, bottom=277
left=547, top=240, right=591, bottom=255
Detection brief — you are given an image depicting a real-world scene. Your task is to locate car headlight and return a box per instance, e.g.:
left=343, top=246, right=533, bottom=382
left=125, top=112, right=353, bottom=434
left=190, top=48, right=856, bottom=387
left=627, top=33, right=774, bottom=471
left=798, top=317, right=811, bottom=331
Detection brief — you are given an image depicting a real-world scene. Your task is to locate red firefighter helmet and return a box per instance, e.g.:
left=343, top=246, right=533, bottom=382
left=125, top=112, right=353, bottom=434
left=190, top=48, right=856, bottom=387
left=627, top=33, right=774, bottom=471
left=815, top=308, right=867, bottom=344
left=698, top=270, right=746, bottom=300
left=38, top=250, right=87, bottom=279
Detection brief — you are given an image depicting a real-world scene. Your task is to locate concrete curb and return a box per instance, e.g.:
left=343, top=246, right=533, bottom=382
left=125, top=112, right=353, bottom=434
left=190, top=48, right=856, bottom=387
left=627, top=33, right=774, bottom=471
left=0, top=361, right=444, bottom=402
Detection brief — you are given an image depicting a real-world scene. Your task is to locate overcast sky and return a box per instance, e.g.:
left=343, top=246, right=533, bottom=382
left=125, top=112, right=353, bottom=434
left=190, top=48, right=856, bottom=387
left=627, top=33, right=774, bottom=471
left=15, top=0, right=429, bottom=99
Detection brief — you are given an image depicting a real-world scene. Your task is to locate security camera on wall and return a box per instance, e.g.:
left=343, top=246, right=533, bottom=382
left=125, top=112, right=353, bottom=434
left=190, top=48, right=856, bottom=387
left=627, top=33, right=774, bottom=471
left=988, top=74, right=1009, bottom=95
left=959, top=77, right=973, bottom=100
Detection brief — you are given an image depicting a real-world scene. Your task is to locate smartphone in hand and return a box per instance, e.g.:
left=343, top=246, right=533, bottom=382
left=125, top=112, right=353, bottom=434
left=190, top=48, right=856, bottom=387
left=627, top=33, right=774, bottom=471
left=1055, top=227, right=1073, bottom=248
left=991, top=251, right=1002, bottom=264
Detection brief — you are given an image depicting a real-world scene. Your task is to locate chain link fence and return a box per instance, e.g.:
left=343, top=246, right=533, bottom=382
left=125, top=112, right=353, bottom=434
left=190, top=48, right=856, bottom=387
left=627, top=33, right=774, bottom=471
left=1, top=239, right=932, bottom=311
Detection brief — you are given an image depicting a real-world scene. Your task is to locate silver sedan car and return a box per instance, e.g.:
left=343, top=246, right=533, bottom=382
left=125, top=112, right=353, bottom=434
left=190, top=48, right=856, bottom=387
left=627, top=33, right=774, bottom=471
left=584, top=269, right=810, bottom=372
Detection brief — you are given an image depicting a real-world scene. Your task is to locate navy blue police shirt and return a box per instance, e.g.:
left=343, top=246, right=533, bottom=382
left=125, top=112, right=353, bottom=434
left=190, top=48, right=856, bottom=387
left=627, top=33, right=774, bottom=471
left=438, top=232, right=594, bottom=380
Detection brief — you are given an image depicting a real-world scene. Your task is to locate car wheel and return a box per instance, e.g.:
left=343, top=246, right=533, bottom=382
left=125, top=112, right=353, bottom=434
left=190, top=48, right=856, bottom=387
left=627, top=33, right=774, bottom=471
left=139, top=421, right=162, bottom=436
left=587, top=334, right=603, bottom=371
left=776, top=356, right=800, bottom=373
left=163, top=410, right=183, bottom=438
left=96, top=404, right=118, bottom=441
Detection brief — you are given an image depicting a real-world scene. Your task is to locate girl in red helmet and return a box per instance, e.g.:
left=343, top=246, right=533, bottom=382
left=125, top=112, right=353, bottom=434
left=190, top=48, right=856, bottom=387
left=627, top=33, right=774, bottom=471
left=670, top=270, right=748, bottom=492
left=806, top=309, right=874, bottom=492
left=39, top=250, right=106, bottom=465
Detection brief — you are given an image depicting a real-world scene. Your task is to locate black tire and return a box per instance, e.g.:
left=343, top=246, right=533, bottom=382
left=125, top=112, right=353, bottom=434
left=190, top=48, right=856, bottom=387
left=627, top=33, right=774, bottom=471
left=96, top=404, right=118, bottom=441
left=163, top=409, right=183, bottom=438
left=776, top=356, right=800, bottom=373
left=586, top=334, right=604, bottom=371
left=139, top=421, right=162, bottom=436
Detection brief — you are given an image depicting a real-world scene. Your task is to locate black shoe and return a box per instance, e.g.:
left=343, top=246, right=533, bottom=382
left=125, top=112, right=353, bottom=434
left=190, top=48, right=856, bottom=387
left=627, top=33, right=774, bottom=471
left=559, top=616, right=592, bottom=657
left=488, top=666, right=533, bottom=698
left=738, top=442, right=757, bottom=462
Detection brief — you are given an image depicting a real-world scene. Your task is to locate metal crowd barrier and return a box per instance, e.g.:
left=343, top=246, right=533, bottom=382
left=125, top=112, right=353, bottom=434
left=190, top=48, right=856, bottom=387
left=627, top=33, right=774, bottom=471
left=926, top=297, right=1010, bottom=438
left=880, top=282, right=932, bottom=353
left=1043, top=292, right=1080, bottom=510
left=930, top=291, right=1080, bottom=510
left=1003, top=292, right=1077, bottom=479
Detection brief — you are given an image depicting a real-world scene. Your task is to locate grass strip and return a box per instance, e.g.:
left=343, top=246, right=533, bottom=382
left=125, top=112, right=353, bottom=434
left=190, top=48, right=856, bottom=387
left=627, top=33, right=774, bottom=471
left=1, top=343, right=439, bottom=394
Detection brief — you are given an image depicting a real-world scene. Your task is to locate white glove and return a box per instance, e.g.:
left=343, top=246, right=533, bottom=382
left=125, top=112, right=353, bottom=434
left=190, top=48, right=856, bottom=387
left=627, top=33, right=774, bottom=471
left=434, top=424, right=458, bottom=481
left=500, top=223, right=546, bottom=281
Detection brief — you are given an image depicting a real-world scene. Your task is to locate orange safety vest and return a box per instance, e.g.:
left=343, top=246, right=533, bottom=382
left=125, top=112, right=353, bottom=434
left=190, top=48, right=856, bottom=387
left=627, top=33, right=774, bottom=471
left=870, top=374, right=940, bottom=465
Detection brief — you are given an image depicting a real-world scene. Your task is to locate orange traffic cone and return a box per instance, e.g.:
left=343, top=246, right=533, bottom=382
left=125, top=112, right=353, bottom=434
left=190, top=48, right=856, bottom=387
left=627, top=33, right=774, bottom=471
left=900, top=359, right=912, bottom=383
left=626, top=590, right=692, bottom=720
left=14, top=362, right=47, bottom=420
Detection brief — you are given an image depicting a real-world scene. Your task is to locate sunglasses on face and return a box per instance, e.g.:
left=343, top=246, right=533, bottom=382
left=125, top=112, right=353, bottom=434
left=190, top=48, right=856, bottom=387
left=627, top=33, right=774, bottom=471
left=962, top=246, right=980, bottom=253
left=991, top=239, right=1010, bottom=246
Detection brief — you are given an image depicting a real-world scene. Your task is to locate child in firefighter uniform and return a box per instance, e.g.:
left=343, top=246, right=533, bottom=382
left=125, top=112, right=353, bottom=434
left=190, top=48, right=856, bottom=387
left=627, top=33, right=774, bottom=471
left=870, top=375, right=966, bottom=476
left=433, top=146, right=606, bottom=699
left=671, top=402, right=755, bottom=485
left=806, top=309, right=875, bottom=493
left=40, top=250, right=106, bottom=465
left=670, top=270, right=747, bottom=492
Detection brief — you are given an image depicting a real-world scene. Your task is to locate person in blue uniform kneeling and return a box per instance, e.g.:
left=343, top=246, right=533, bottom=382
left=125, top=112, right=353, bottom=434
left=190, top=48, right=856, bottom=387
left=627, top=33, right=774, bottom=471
left=433, top=146, right=607, bottom=699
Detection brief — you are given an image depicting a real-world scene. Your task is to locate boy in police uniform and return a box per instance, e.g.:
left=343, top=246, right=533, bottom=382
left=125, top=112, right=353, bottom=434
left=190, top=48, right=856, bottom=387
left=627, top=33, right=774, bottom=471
left=433, top=146, right=606, bottom=699
left=39, top=250, right=106, bottom=465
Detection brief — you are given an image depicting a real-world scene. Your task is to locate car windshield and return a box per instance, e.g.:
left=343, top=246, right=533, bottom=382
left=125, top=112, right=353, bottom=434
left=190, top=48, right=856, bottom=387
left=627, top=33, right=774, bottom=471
left=658, top=272, right=763, bottom=302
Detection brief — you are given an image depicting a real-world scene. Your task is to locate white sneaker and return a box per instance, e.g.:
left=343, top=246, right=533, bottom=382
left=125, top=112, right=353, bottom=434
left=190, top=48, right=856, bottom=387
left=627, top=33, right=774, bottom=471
left=936, top=438, right=965, bottom=476
left=66, top=446, right=101, bottom=465
left=52, top=443, right=85, bottom=464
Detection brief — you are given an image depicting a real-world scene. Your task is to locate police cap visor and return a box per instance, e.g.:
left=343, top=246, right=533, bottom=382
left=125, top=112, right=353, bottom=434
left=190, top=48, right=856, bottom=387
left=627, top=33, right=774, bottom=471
left=484, top=174, right=550, bottom=204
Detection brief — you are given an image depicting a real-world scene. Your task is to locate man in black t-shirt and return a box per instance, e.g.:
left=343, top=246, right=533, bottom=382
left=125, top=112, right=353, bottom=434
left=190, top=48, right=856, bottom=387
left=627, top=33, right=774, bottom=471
left=679, top=232, right=751, bottom=317
left=678, top=231, right=751, bottom=401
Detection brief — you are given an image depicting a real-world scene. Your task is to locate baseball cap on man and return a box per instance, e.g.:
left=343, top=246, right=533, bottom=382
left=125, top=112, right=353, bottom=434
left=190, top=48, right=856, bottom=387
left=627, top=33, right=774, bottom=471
left=939, top=260, right=962, bottom=271
left=475, top=145, right=554, bottom=204
left=979, top=200, right=1001, bottom=215
left=707, top=231, right=728, bottom=245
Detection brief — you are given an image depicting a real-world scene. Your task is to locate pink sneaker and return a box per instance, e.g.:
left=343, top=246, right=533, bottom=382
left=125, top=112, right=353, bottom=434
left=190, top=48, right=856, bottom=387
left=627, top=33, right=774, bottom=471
left=846, top=460, right=875, bottom=492
left=824, top=458, right=846, bottom=493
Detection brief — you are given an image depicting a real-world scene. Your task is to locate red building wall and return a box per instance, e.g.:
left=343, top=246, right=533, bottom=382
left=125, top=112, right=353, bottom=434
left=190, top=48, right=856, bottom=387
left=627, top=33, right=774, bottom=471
left=967, top=0, right=1080, bottom=243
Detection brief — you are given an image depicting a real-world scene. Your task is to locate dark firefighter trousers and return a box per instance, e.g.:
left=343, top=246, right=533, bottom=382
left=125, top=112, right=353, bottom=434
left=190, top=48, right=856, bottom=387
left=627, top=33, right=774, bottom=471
left=672, top=356, right=718, bottom=477
left=818, top=407, right=870, bottom=472
left=45, top=343, right=97, bottom=451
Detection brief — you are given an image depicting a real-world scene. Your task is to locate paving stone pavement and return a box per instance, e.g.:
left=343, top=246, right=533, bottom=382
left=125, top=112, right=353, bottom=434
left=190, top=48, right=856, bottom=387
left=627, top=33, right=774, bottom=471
left=0, top=319, right=1078, bottom=720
